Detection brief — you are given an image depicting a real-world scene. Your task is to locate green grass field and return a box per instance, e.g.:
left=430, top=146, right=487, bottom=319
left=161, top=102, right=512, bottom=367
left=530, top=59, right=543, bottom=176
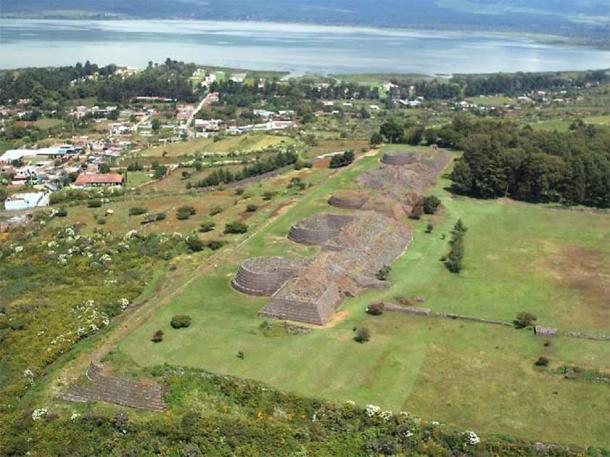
left=466, top=95, right=512, bottom=106
left=140, top=133, right=296, bottom=158
left=115, top=146, right=610, bottom=447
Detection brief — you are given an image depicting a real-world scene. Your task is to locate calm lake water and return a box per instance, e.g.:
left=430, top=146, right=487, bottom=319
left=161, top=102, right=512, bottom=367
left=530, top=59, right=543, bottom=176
left=1, top=19, right=610, bottom=75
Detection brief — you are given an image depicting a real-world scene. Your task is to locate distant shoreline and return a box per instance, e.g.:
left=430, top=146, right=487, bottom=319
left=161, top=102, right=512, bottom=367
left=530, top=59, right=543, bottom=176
left=0, top=15, right=607, bottom=50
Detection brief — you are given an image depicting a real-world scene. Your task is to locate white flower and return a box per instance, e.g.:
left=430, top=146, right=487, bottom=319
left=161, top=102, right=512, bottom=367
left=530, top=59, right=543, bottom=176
left=14, top=246, right=24, bottom=253
left=381, top=410, right=393, bottom=421
left=120, top=298, right=130, bottom=309
left=70, top=412, right=80, bottom=421
left=464, top=431, right=480, bottom=445
left=365, top=404, right=381, bottom=417
left=345, top=400, right=355, bottom=406
left=32, top=408, right=48, bottom=421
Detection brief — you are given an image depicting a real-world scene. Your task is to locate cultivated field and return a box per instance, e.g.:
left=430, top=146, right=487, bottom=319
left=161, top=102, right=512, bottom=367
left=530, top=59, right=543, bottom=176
left=114, top=146, right=610, bottom=447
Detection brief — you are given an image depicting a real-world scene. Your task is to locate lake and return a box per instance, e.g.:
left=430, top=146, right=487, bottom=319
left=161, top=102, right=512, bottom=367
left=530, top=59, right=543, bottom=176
left=1, top=19, right=610, bottom=75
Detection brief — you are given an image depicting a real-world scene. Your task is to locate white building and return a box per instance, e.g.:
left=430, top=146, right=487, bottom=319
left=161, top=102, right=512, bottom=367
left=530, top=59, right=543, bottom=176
left=4, top=192, right=49, bottom=211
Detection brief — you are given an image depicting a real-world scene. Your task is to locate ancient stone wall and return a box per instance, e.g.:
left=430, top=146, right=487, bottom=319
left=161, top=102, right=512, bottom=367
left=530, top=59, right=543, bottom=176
left=231, top=257, right=310, bottom=296
left=288, top=213, right=354, bottom=245
left=60, top=363, right=166, bottom=412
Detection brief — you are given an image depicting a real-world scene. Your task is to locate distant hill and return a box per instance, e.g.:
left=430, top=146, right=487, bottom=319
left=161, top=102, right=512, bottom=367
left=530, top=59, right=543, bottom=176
left=1, top=0, right=609, bottom=41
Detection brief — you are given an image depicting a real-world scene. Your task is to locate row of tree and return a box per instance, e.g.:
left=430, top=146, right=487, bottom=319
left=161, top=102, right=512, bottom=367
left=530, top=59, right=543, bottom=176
left=191, top=151, right=298, bottom=188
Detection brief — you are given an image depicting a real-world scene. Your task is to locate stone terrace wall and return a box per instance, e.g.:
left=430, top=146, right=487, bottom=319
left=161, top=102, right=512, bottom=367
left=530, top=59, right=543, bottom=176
left=328, top=191, right=369, bottom=209
left=288, top=213, right=354, bottom=245
left=232, top=257, right=310, bottom=296
left=381, top=151, right=419, bottom=166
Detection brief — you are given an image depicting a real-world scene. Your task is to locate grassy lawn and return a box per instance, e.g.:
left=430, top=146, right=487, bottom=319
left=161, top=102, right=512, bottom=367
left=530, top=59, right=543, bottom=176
left=115, top=146, right=610, bottom=447
left=466, top=95, right=512, bottom=106
left=125, top=171, right=153, bottom=188
left=33, top=118, right=64, bottom=129
left=140, top=133, right=295, bottom=158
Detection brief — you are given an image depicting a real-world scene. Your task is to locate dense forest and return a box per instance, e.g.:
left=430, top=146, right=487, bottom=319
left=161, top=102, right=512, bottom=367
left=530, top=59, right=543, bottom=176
left=428, top=117, right=610, bottom=208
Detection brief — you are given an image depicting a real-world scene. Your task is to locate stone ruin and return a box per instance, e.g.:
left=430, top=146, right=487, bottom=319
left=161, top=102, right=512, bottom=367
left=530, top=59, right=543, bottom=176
left=232, top=150, right=449, bottom=325
left=231, top=257, right=311, bottom=296
left=328, top=190, right=370, bottom=209
left=380, top=151, right=420, bottom=166
left=60, top=363, right=165, bottom=411
left=236, top=211, right=412, bottom=325
left=288, top=213, right=354, bottom=245
left=356, top=151, right=451, bottom=200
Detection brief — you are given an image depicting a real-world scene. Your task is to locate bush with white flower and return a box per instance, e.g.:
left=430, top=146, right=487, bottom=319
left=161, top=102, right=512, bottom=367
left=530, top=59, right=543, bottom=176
left=32, top=408, right=48, bottom=421
left=365, top=404, right=381, bottom=417
left=464, top=431, right=480, bottom=446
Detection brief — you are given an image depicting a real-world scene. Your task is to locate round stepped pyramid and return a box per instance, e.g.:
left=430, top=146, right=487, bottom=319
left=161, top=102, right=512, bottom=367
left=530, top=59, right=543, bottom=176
left=328, top=190, right=369, bottom=209
left=380, top=151, right=418, bottom=166
left=232, top=257, right=309, bottom=296
left=288, top=213, right=354, bottom=245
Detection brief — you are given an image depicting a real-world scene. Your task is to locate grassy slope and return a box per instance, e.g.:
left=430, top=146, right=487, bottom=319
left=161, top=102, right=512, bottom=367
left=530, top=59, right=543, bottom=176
left=116, top=146, right=610, bottom=447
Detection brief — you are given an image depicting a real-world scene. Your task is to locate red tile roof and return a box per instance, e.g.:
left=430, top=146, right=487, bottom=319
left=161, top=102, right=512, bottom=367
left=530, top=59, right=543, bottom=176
left=74, top=173, right=124, bottom=185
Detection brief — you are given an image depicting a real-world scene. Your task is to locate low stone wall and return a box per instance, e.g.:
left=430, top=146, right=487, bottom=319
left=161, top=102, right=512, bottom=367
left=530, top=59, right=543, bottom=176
left=562, top=331, right=610, bottom=341
left=384, top=304, right=610, bottom=341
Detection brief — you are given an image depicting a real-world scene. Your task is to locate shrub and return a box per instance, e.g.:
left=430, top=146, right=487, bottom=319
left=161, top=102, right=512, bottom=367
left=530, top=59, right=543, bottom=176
left=176, top=205, right=196, bottom=220
left=88, top=199, right=102, bottom=208
left=170, top=315, right=192, bottom=329
left=425, top=223, right=434, bottom=233
left=186, top=236, right=205, bottom=252
left=514, top=312, right=537, bottom=329
left=262, top=191, right=277, bottom=201
left=366, top=303, right=384, bottom=316
left=199, top=221, right=216, bottom=233
left=370, top=132, right=383, bottom=145
left=535, top=356, right=549, bottom=367
left=141, top=212, right=166, bottom=225
left=376, top=266, right=391, bottom=281
left=235, top=187, right=245, bottom=196
left=354, top=327, right=370, bottom=343
left=329, top=150, right=355, bottom=168
left=246, top=204, right=258, bottom=212
left=205, top=240, right=224, bottom=251
left=56, top=207, right=68, bottom=217
left=128, top=207, right=148, bottom=216
left=224, top=221, right=248, bottom=234
left=151, top=330, right=164, bottom=343
left=287, top=177, right=306, bottom=191
left=96, top=216, right=106, bottom=225
left=236, top=351, right=245, bottom=359
left=209, top=206, right=224, bottom=216
left=423, top=196, right=442, bottom=214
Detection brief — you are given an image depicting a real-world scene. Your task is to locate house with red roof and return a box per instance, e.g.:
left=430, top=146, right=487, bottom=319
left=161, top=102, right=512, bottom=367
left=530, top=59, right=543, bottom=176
left=74, top=173, right=124, bottom=187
